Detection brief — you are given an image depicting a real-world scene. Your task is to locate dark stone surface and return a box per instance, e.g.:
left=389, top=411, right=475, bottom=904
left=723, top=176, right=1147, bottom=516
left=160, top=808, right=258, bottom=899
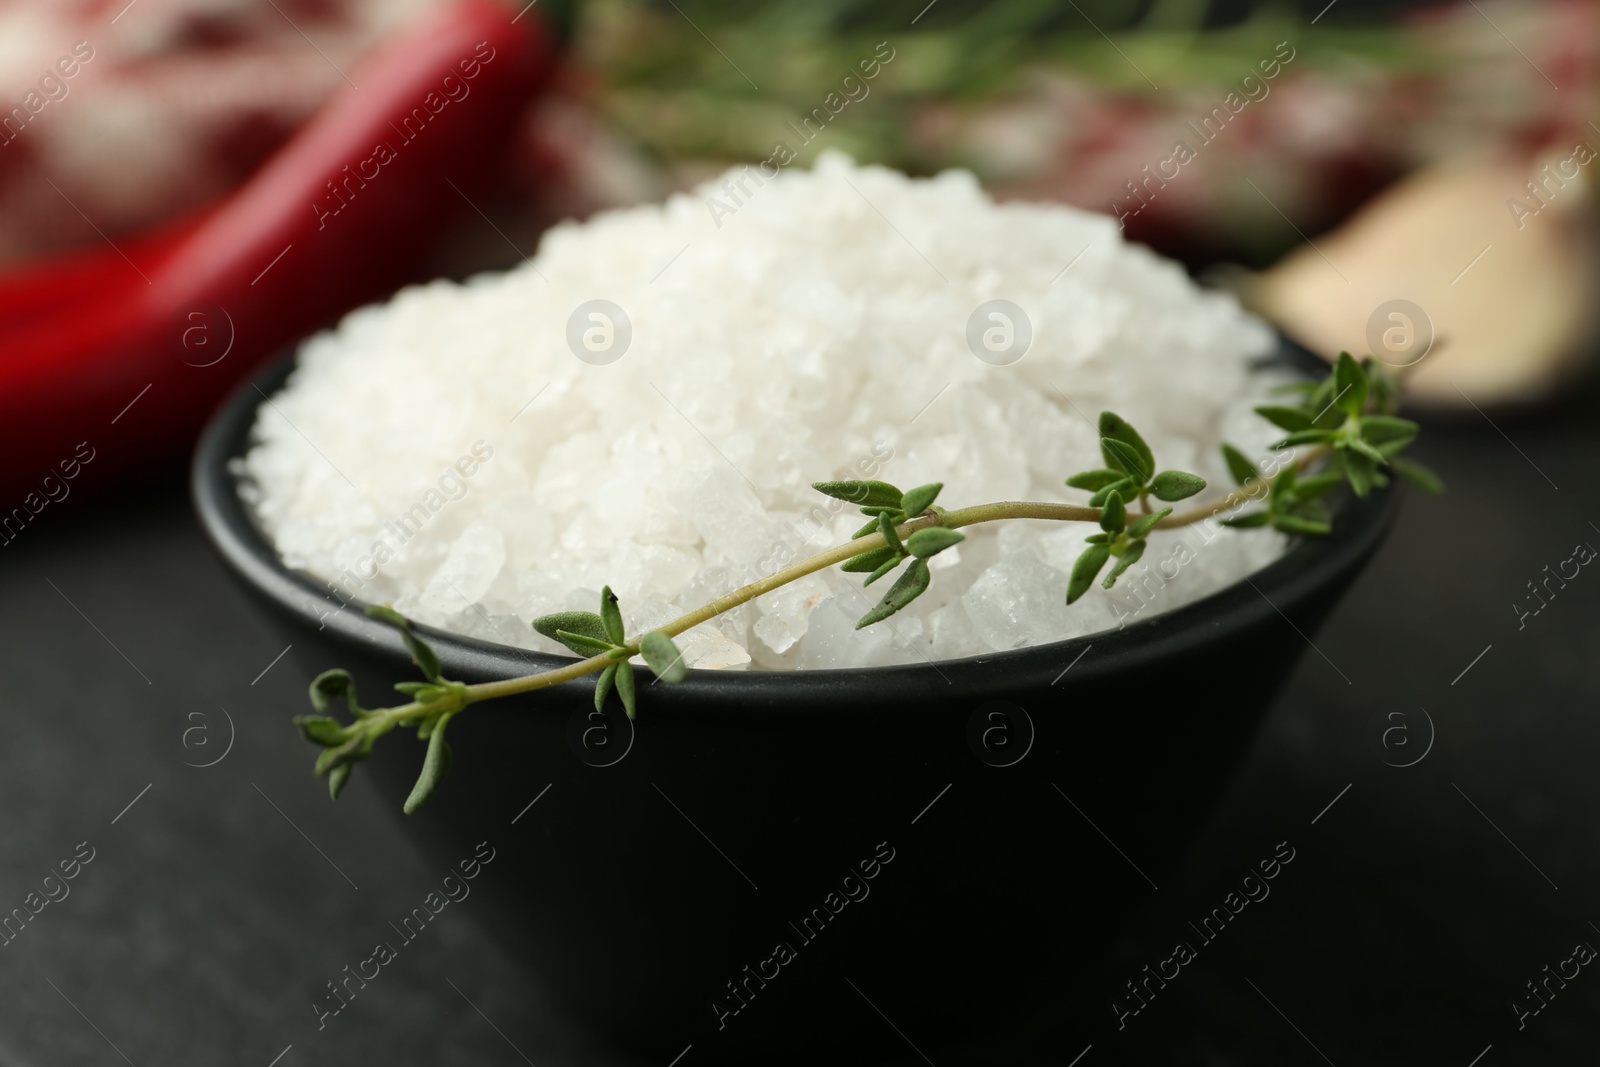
left=0, top=469, right=622, bottom=1067
left=0, top=373, right=1595, bottom=1064
left=1048, top=389, right=1600, bottom=1066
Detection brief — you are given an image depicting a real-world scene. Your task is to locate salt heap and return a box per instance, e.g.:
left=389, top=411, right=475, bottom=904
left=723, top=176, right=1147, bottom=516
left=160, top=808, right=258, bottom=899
left=239, top=151, right=1288, bottom=670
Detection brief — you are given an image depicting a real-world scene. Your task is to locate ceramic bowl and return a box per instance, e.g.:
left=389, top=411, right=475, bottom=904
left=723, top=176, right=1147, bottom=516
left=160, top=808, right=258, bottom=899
left=194, top=351, right=1398, bottom=1063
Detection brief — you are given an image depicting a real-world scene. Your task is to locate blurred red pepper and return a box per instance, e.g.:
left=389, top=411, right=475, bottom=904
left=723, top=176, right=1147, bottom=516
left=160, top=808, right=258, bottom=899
left=0, top=0, right=552, bottom=505
left=0, top=208, right=215, bottom=336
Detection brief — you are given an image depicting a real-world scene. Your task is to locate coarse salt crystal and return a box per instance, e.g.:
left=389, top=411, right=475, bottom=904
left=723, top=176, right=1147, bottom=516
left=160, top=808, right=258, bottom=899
left=240, top=152, right=1288, bottom=668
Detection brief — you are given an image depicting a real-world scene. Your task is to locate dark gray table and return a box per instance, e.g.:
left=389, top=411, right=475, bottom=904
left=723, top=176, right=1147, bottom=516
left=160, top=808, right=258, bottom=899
left=1, top=375, right=1595, bottom=1065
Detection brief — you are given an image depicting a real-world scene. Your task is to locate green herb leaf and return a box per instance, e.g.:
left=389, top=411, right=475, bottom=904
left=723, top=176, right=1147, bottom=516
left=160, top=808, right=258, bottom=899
left=594, top=663, right=618, bottom=713
left=856, top=558, right=931, bottom=629
left=640, top=631, right=689, bottom=684
left=600, top=586, right=625, bottom=645
left=1066, top=543, right=1111, bottom=604
left=615, top=661, right=637, bottom=718
left=1343, top=435, right=1389, bottom=465
left=1099, top=411, right=1154, bottom=485
left=1150, top=470, right=1206, bottom=501
left=1126, top=506, right=1173, bottom=539
left=1290, top=498, right=1332, bottom=526
left=865, top=557, right=902, bottom=585
left=851, top=518, right=879, bottom=540
left=313, top=740, right=353, bottom=777
left=906, top=527, right=965, bottom=558
left=1087, top=478, right=1135, bottom=507
left=1254, top=405, right=1314, bottom=433
left=403, top=712, right=454, bottom=814
left=309, top=669, right=361, bottom=715
left=1103, top=540, right=1147, bottom=587
left=1065, top=468, right=1125, bottom=491
left=1271, top=429, right=1338, bottom=450
left=1333, top=351, right=1368, bottom=416
left=1364, top=361, right=1398, bottom=414
left=328, top=763, right=353, bottom=801
left=554, top=629, right=616, bottom=655
left=1391, top=456, right=1445, bottom=494
left=533, top=611, right=613, bottom=656
left=393, top=681, right=444, bottom=701
left=811, top=480, right=904, bottom=508
left=1221, top=443, right=1261, bottom=487
left=1305, top=377, right=1336, bottom=423
left=1269, top=464, right=1298, bottom=501
left=366, top=605, right=443, bottom=682
left=1272, top=514, right=1333, bottom=536
left=1099, top=492, right=1126, bottom=534
left=1344, top=451, right=1376, bottom=497
left=1359, top=415, right=1418, bottom=448
left=900, top=483, right=942, bottom=517
left=314, top=729, right=370, bottom=778
left=1287, top=472, right=1343, bottom=501
left=878, top=511, right=904, bottom=555
left=1085, top=532, right=1110, bottom=544
left=841, top=546, right=900, bottom=573
left=1220, top=511, right=1271, bottom=528
left=294, top=715, right=346, bottom=747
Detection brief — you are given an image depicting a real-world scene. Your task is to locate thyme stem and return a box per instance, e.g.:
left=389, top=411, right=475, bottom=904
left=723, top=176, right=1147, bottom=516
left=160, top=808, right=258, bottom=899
left=308, top=353, right=1442, bottom=815
left=457, top=489, right=1274, bottom=705
left=379, top=451, right=1333, bottom=720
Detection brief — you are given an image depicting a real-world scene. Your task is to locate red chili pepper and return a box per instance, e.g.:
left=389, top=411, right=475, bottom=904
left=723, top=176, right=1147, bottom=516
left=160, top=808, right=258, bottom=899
left=0, top=0, right=552, bottom=508
left=0, top=206, right=214, bottom=336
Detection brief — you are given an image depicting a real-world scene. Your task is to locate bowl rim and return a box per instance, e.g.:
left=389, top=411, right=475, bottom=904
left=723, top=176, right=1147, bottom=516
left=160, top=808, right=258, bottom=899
left=192, top=349, right=1399, bottom=705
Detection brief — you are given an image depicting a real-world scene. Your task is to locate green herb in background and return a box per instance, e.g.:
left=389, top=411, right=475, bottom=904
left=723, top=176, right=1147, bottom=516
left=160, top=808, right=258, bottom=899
left=580, top=0, right=1421, bottom=176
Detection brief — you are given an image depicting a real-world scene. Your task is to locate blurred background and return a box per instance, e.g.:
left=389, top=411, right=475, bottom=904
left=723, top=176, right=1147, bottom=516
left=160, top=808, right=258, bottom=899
left=7, top=0, right=1596, bottom=449
left=1, top=0, right=1598, bottom=1063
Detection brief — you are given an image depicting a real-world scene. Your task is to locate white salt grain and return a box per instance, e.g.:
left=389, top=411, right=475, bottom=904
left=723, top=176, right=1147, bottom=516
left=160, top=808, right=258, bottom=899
left=240, top=152, right=1289, bottom=669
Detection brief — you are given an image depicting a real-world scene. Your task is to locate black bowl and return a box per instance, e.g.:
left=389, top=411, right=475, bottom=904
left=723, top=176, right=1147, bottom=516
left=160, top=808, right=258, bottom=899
left=194, top=352, right=1398, bottom=1063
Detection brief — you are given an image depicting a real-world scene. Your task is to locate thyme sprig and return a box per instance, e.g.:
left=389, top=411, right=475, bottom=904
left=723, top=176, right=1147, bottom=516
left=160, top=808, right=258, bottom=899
left=295, top=352, right=1440, bottom=811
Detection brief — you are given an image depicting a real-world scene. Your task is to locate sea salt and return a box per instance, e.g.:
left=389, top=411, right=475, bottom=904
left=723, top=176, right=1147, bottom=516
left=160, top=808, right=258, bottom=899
left=239, top=152, right=1289, bottom=670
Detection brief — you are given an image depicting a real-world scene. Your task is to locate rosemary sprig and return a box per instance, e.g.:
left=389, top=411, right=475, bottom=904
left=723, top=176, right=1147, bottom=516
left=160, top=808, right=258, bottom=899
left=295, top=353, right=1439, bottom=811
